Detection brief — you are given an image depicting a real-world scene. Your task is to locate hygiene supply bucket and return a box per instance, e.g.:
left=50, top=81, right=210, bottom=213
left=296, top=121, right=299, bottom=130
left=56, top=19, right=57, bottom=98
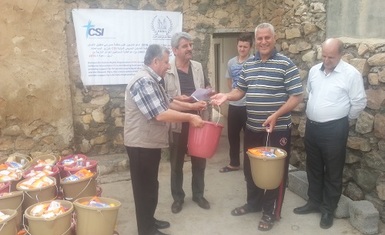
left=30, top=154, right=57, bottom=167
left=247, top=147, right=287, bottom=190
left=0, top=209, right=17, bottom=235
left=0, top=155, right=31, bottom=170
left=0, top=191, right=24, bottom=229
left=24, top=200, right=74, bottom=235
left=73, top=196, right=121, bottom=235
left=188, top=121, right=223, bottom=158
left=22, top=165, right=61, bottom=189
left=62, top=159, right=98, bottom=177
left=16, top=176, right=57, bottom=211
left=4, top=177, right=23, bottom=193
left=60, top=173, right=97, bottom=201
left=56, top=154, right=88, bottom=178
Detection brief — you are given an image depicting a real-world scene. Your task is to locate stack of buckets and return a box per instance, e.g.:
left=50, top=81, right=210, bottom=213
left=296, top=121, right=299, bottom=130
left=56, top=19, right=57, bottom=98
left=0, top=153, right=121, bottom=235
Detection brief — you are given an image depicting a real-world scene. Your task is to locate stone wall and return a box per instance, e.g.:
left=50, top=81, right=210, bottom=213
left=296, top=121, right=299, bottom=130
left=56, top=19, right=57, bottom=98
left=0, top=0, right=74, bottom=158
left=1, top=0, right=385, bottom=221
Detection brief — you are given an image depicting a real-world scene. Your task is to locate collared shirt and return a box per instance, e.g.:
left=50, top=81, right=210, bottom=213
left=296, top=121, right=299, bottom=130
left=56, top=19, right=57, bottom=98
left=237, top=50, right=304, bottom=132
left=306, top=60, right=367, bottom=122
left=129, top=65, right=169, bottom=120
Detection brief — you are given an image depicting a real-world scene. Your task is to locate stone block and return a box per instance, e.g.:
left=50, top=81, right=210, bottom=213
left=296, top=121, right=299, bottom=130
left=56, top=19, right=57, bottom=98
left=288, top=164, right=298, bottom=172
left=288, top=170, right=308, bottom=200
left=349, top=200, right=379, bottom=235
left=335, top=195, right=352, bottom=218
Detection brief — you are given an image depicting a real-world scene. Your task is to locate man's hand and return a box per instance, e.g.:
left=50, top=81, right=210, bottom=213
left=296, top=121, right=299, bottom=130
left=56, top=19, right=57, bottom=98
left=262, top=114, right=278, bottom=133
left=190, top=101, right=207, bottom=111
left=210, top=93, right=227, bottom=106
left=189, top=114, right=205, bottom=128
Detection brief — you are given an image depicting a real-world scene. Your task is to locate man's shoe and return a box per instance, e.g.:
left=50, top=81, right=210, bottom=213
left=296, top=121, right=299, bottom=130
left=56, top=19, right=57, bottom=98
left=293, top=202, right=320, bottom=214
left=155, top=219, right=170, bottom=229
left=171, top=200, right=183, bottom=214
left=320, top=213, right=333, bottom=229
left=150, top=229, right=169, bottom=235
left=192, top=197, right=210, bottom=209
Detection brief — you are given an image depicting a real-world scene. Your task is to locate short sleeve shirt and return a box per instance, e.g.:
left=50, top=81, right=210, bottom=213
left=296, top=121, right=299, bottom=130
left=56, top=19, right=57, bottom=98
left=237, top=50, right=304, bottom=131
left=226, top=55, right=253, bottom=106
left=129, top=66, right=169, bottom=120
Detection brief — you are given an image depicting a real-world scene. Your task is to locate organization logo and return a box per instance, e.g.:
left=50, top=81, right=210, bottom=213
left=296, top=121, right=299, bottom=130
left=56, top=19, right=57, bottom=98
left=83, top=20, right=105, bottom=38
left=151, top=16, right=173, bottom=40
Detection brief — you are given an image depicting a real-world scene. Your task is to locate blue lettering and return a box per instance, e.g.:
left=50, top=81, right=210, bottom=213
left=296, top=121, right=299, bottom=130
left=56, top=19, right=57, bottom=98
left=88, top=28, right=104, bottom=36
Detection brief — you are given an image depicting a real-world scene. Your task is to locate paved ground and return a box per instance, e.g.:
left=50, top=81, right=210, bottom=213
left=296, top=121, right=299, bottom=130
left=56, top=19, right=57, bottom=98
left=99, top=134, right=363, bottom=235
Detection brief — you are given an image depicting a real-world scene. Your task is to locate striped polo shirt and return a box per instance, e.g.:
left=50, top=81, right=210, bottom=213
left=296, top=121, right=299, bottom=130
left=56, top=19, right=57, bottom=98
left=237, top=50, right=303, bottom=132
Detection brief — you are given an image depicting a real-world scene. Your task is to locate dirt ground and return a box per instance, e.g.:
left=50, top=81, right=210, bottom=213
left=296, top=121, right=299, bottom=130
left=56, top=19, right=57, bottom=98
left=99, top=135, right=362, bottom=235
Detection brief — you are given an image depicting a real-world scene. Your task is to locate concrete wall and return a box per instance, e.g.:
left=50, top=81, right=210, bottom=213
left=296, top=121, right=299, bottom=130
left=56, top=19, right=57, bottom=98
left=327, top=0, right=385, bottom=39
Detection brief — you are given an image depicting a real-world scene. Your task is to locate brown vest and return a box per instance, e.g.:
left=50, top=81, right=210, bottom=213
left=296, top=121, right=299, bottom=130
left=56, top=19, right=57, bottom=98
left=124, top=68, right=170, bottom=148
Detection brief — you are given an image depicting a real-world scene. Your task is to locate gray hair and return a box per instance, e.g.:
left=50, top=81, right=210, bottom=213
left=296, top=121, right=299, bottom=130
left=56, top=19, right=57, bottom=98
left=255, top=23, right=275, bottom=36
left=144, top=44, right=170, bottom=66
left=171, top=32, right=193, bottom=49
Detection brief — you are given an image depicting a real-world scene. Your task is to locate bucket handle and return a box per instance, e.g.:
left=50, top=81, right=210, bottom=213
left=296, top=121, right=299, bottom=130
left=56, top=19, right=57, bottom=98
left=24, top=184, right=58, bottom=202
left=214, top=105, right=221, bottom=126
left=202, top=103, right=221, bottom=125
left=265, top=131, right=271, bottom=149
left=15, top=192, right=25, bottom=211
left=63, top=176, right=94, bottom=201
left=0, top=221, right=5, bottom=231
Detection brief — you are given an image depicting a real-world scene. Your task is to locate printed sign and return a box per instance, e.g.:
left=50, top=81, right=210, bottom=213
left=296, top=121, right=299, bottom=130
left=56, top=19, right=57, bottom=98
left=72, top=9, right=183, bottom=85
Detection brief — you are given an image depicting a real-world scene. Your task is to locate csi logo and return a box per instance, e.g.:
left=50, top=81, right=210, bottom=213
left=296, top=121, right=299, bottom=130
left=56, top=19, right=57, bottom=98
left=83, top=20, right=104, bottom=38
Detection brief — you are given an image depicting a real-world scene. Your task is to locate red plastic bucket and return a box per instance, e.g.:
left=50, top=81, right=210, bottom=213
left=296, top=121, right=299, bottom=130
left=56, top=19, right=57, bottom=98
left=62, top=160, right=98, bottom=177
left=188, top=121, right=223, bottom=158
left=56, top=154, right=88, bottom=178
left=0, top=182, right=11, bottom=194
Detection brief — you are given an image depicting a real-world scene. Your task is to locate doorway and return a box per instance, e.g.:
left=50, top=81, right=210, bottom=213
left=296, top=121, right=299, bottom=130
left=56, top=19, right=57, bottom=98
left=212, top=32, right=254, bottom=117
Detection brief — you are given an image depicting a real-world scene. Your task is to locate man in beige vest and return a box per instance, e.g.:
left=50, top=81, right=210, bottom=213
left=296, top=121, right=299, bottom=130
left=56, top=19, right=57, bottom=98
left=164, top=32, right=212, bottom=214
left=124, top=44, right=206, bottom=235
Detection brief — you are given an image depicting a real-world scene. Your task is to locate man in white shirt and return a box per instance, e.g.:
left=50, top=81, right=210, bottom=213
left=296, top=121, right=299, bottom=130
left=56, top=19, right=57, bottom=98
left=293, top=38, right=367, bottom=229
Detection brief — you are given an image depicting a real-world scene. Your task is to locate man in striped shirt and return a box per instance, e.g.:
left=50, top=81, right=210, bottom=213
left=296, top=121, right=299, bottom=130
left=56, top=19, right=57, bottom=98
left=211, top=23, right=303, bottom=231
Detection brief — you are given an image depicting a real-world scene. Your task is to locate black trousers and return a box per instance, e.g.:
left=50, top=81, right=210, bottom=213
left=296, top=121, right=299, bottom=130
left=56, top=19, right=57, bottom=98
left=305, top=117, right=349, bottom=214
left=243, top=128, right=291, bottom=219
left=227, top=104, right=247, bottom=167
left=126, top=146, right=161, bottom=235
left=170, top=122, right=206, bottom=202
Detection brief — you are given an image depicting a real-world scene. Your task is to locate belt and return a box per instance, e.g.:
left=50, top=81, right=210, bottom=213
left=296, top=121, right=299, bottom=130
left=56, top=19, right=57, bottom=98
left=307, top=117, right=347, bottom=126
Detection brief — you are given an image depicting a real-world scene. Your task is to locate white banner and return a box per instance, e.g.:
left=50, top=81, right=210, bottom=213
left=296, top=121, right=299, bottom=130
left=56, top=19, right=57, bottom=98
left=72, top=9, right=183, bottom=85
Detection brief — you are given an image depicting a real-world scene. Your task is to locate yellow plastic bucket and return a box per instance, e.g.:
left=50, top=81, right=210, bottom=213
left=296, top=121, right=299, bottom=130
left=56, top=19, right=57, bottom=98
left=0, top=155, right=31, bottom=170
left=16, top=176, right=57, bottom=211
left=73, top=197, right=121, bottom=235
left=0, top=209, right=18, bottom=235
left=247, top=147, right=287, bottom=190
left=24, top=200, right=74, bottom=235
left=60, top=173, right=97, bottom=201
left=0, top=191, right=24, bottom=229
